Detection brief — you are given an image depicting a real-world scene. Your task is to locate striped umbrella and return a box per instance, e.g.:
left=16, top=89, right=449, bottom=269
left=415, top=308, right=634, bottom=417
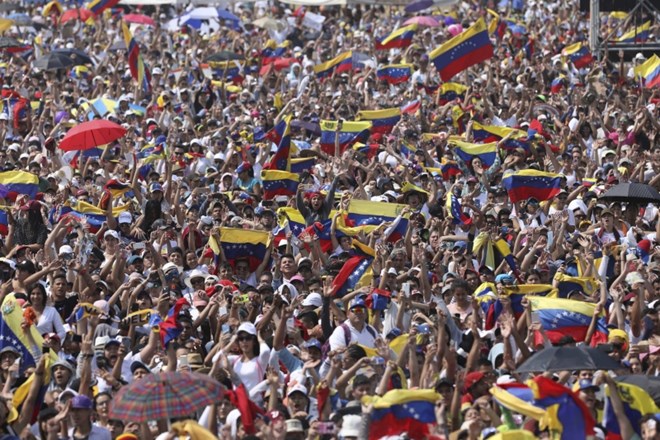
left=108, top=371, right=224, bottom=422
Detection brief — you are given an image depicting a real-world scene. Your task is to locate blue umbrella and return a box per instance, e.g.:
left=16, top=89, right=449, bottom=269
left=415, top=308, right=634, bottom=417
left=7, top=13, right=31, bottom=26
left=217, top=9, right=240, bottom=23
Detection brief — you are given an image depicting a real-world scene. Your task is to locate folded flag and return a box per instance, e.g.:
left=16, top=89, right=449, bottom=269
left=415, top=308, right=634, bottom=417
left=347, top=199, right=409, bottom=242
left=561, top=42, right=593, bottom=69
left=122, top=21, right=151, bottom=92
left=604, top=381, right=659, bottom=440
left=616, top=21, right=652, bottom=43
left=0, top=170, right=39, bottom=200
left=446, top=191, right=472, bottom=225
left=429, top=18, right=493, bottom=81
left=375, top=24, right=418, bottom=50
left=319, top=120, right=372, bottom=155
left=377, top=64, right=412, bottom=85
left=261, top=170, right=300, bottom=200
left=220, top=227, right=269, bottom=272
left=450, top=138, right=498, bottom=168
left=363, top=389, right=440, bottom=440
left=438, top=82, right=468, bottom=104
left=634, top=54, right=660, bottom=89
left=553, top=273, right=597, bottom=298
left=528, top=296, right=608, bottom=346
left=502, top=169, right=562, bottom=203
left=314, top=51, right=352, bottom=81
left=471, top=122, right=533, bottom=151
left=356, top=108, right=401, bottom=135
left=263, top=115, right=292, bottom=171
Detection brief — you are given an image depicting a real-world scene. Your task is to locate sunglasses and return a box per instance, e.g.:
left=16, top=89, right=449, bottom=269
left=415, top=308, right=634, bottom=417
left=237, top=335, right=253, bottom=342
left=350, top=306, right=365, bottom=313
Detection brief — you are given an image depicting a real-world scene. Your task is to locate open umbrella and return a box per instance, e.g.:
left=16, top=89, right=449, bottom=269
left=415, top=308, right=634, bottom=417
left=252, top=16, right=286, bottom=32
left=616, top=375, right=660, bottom=406
left=7, top=13, right=31, bottom=26
left=123, top=13, right=156, bottom=26
left=0, top=3, right=19, bottom=12
left=600, top=182, right=660, bottom=205
left=403, top=16, right=440, bottom=27
left=405, top=0, right=434, bottom=13
left=53, top=48, right=93, bottom=65
left=108, top=371, right=224, bottom=423
left=0, top=37, right=30, bottom=53
left=58, top=120, right=127, bottom=151
left=33, top=53, right=75, bottom=71
left=516, top=346, right=622, bottom=373
left=60, top=8, right=94, bottom=25
left=207, top=51, right=244, bottom=62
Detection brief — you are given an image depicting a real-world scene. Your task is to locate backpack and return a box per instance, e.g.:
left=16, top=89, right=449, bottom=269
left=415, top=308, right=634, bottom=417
left=320, top=323, right=378, bottom=361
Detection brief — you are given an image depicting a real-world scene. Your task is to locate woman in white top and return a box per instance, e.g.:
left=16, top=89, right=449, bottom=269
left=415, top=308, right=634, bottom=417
left=29, top=283, right=66, bottom=341
left=213, top=322, right=270, bottom=404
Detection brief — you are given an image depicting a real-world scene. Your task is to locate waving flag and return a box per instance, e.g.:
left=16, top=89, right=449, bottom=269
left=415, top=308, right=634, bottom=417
left=553, top=273, right=597, bottom=298
left=264, top=115, right=292, bottom=171
left=562, top=42, right=593, bottom=69
left=122, top=22, right=151, bottom=92
left=332, top=245, right=375, bottom=298
left=363, top=389, right=440, bottom=440
left=356, top=108, right=401, bottom=134
left=319, top=120, right=371, bottom=155
left=159, top=297, right=189, bottom=347
left=616, top=21, right=652, bottom=43
left=261, top=170, right=300, bottom=200
left=604, top=381, right=659, bottom=440
left=0, top=293, right=43, bottom=373
left=486, top=9, right=506, bottom=38
left=428, top=159, right=461, bottom=180
left=261, top=39, right=290, bottom=65
left=446, top=192, right=472, bottom=225
left=353, top=143, right=380, bottom=160
left=429, top=18, right=493, bottom=81
left=472, top=233, right=522, bottom=280
left=219, top=228, right=269, bottom=272
left=471, top=122, right=533, bottom=151
left=375, top=24, right=418, bottom=50
left=502, top=169, right=562, bottom=203
left=528, top=296, right=608, bottom=345
left=400, top=99, right=421, bottom=115
left=0, top=171, right=39, bottom=200
left=377, top=64, right=412, bottom=85
left=551, top=76, right=565, bottom=94
left=634, top=54, right=660, bottom=89
left=54, top=201, right=129, bottom=233
left=438, top=82, right=468, bottom=104
left=314, top=51, right=352, bottom=81
left=88, top=0, right=120, bottom=16
left=450, top=139, right=498, bottom=168
left=265, top=117, right=287, bottom=145
left=210, top=60, right=243, bottom=84
left=347, top=199, right=409, bottom=242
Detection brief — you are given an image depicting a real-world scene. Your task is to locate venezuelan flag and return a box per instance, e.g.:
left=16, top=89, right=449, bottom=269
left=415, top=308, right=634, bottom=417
left=261, top=170, right=299, bottom=200
left=472, top=122, right=533, bottom=151
left=356, top=108, right=401, bottom=135
left=0, top=170, right=39, bottom=199
left=261, top=39, right=289, bottom=65
left=276, top=207, right=307, bottom=237
left=0, top=208, right=8, bottom=235
left=429, top=18, right=493, bottom=81
left=99, top=179, right=131, bottom=209
left=363, top=389, right=439, bottom=440
left=265, top=117, right=288, bottom=146
left=319, top=120, right=372, bottom=155
left=616, top=21, right=652, bottom=43
left=400, top=99, right=421, bottom=115
left=210, top=60, right=243, bottom=84
left=347, top=199, right=409, bottom=242
left=290, top=157, right=316, bottom=174
left=56, top=201, right=129, bottom=233
left=331, top=253, right=373, bottom=297
left=502, top=169, right=562, bottom=203
left=87, top=0, right=120, bottom=16
left=561, top=42, right=593, bottom=69
left=264, top=115, right=292, bottom=171
left=377, top=64, right=412, bottom=85
left=635, top=54, right=660, bottom=89
left=428, top=159, right=461, bottom=181
left=160, top=297, right=189, bottom=347
left=486, top=9, right=505, bottom=38
left=604, top=381, right=659, bottom=440
left=375, top=24, right=418, bottom=50
left=446, top=191, right=472, bottom=225
left=353, top=143, right=380, bottom=160
left=450, top=138, right=498, bottom=168
left=70, top=65, right=90, bottom=80
left=314, top=51, right=352, bottom=81
left=528, top=296, right=608, bottom=345
left=219, top=228, right=269, bottom=272
left=122, top=22, right=151, bottom=92
left=553, top=273, right=597, bottom=298
left=437, top=82, right=468, bottom=104
left=473, top=282, right=498, bottom=327
left=551, top=76, right=565, bottom=94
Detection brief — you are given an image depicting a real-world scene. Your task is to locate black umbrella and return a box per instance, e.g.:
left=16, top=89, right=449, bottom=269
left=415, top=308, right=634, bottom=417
left=0, top=37, right=27, bottom=52
left=616, top=375, right=660, bottom=406
left=53, top=49, right=93, bottom=65
left=516, top=346, right=622, bottom=373
left=33, top=53, right=75, bottom=71
left=600, top=182, right=660, bottom=204
left=207, top=51, right=244, bottom=62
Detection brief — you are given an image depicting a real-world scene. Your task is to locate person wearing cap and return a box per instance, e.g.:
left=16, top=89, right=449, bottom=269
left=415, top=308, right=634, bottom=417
left=296, top=173, right=342, bottom=226
left=590, top=207, right=623, bottom=245
left=68, top=394, right=112, bottom=440
left=328, top=297, right=378, bottom=351
left=234, top=161, right=261, bottom=197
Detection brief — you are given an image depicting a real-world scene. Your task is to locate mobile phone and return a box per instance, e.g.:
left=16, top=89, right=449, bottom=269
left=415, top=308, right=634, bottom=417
left=177, top=355, right=190, bottom=370
left=133, top=242, right=145, bottom=250
left=10, top=358, right=20, bottom=379
left=42, top=345, right=50, bottom=354
left=221, top=324, right=231, bottom=334
left=402, top=282, right=411, bottom=298
left=317, top=422, right=336, bottom=435
left=121, top=337, right=131, bottom=350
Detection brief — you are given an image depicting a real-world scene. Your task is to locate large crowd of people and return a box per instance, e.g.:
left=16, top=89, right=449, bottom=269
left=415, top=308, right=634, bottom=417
left=0, top=0, right=659, bottom=439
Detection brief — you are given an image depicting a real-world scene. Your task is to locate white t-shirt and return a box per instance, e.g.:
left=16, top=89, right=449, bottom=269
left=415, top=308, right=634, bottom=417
left=212, top=342, right=271, bottom=403
left=328, top=320, right=377, bottom=351
left=67, top=425, right=111, bottom=440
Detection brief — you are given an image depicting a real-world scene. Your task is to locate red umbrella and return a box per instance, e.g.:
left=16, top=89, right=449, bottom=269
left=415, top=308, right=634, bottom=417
left=123, top=14, right=156, bottom=27
left=58, top=120, right=126, bottom=151
left=60, top=8, right=94, bottom=24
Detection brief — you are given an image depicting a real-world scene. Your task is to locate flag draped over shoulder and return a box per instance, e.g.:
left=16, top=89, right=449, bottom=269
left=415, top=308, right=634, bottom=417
left=528, top=296, right=608, bottom=346
left=363, top=389, right=440, bottom=440
left=429, top=18, right=494, bottom=81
